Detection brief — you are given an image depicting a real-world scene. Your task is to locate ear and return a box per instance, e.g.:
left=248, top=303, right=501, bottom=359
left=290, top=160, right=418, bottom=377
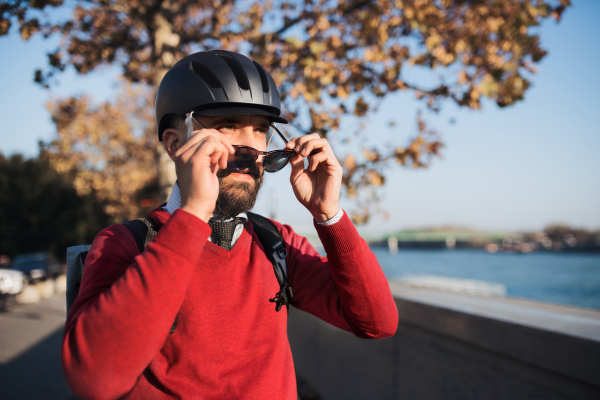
left=162, top=129, right=183, bottom=161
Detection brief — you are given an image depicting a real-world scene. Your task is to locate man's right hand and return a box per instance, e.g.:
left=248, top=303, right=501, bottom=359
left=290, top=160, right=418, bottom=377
left=174, top=127, right=234, bottom=223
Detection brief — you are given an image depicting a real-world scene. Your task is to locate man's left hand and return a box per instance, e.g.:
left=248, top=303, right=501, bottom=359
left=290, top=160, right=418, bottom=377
left=286, top=133, right=343, bottom=222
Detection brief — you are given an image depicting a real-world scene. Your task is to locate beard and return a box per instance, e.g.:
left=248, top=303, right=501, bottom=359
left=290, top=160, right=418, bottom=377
left=213, top=163, right=264, bottom=217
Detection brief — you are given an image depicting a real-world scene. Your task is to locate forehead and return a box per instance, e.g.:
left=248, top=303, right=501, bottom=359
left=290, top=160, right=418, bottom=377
left=203, top=115, right=270, bottom=127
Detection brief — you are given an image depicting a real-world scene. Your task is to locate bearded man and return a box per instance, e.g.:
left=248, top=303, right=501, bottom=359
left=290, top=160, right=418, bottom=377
left=62, top=50, right=398, bottom=400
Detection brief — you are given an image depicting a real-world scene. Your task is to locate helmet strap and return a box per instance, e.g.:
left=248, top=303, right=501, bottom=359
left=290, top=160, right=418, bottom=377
left=185, top=111, right=195, bottom=140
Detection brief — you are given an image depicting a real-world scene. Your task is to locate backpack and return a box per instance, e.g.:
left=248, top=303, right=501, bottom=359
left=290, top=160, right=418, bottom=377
left=66, top=212, right=294, bottom=324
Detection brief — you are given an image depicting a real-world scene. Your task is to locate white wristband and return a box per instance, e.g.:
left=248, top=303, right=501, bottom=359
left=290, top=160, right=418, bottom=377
left=315, top=208, right=344, bottom=226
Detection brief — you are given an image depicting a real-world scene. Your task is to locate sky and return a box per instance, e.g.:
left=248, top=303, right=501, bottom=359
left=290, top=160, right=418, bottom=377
left=0, top=1, right=599, bottom=235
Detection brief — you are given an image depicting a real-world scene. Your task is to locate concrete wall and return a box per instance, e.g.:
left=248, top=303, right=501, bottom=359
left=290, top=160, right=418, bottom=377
left=288, top=281, right=600, bottom=400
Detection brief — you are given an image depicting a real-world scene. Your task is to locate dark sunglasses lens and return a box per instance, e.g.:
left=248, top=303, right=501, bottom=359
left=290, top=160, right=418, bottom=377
left=264, top=152, right=291, bottom=172
left=228, top=147, right=257, bottom=170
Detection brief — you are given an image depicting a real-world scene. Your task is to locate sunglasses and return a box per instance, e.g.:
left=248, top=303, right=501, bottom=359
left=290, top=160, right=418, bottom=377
left=191, top=114, right=295, bottom=173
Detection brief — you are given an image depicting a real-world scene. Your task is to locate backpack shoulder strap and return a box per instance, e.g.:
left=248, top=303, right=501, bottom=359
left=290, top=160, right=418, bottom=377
left=247, top=212, right=293, bottom=312
left=66, top=245, right=92, bottom=315
left=122, top=217, right=159, bottom=253
left=123, top=217, right=177, bottom=333
left=67, top=217, right=176, bottom=330
left=121, top=216, right=177, bottom=332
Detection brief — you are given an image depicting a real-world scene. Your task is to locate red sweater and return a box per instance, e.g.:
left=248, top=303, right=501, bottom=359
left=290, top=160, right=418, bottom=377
left=62, top=207, right=398, bottom=400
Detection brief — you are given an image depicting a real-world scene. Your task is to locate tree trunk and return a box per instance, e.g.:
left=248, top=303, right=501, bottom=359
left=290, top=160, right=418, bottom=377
left=157, top=142, right=177, bottom=203
left=153, top=12, right=180, bottom=202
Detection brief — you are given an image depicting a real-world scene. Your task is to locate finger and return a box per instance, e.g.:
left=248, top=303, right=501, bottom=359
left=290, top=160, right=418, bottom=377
left=219, top=143, right=230, bottom=170
left=286, top=133, right=320, bottom=151
left=200, top=141, right=224, bottom=174
left=181, top=129, right=235, bottom=155
left=208, top=140, right=231, bottom=170
left=176, top=131, right=212, bottom=159
left=191, top=136, right=229, bottom=170
left=285, top=137, right=299, bottom=150
left=211, top=149, right=228, bottom=171
left=205, top=130, right=235, bottom=154
left=220, top=134, right=235, bottom=154
left=293, top=133, right=321, bottom=151
left=210, top=151, right=222, bottom=168
left=176, top=138, right=203, bottom=163
left=202, top=140, right=223, bottom=164
left=177, top=134, right=214, bottom=160
left=183, top=127, right=211, bottom=148
left=299, top=138, right=330, bottom=157
left=288, top=153, right=305, bottom=184
left=177, top=135, right=229, bottom=167
left=307, top=151, right=329, bottom=172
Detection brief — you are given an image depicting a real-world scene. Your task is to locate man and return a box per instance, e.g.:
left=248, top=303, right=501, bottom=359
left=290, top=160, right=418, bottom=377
left=62, top=50, right=398, bottom=400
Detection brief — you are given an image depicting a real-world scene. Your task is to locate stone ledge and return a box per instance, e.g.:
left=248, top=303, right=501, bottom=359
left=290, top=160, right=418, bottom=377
left=389, top=281, right=600, bottom=341
left=389, top=281, right=600, bottom=388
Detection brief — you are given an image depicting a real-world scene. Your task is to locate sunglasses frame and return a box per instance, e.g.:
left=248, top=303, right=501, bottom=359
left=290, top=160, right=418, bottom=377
left=190, top=113, right=296, bottom=173
left=229, top=145, right=295, bottom=172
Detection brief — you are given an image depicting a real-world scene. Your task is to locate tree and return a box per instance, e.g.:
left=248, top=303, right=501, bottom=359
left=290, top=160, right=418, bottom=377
left=1, top=0, right=571, bottom=222
left=40, top=83, right=158, bottom=221
left=544, top=225, right=600, bottom=251
left=0, top=152, right=111, bottom=260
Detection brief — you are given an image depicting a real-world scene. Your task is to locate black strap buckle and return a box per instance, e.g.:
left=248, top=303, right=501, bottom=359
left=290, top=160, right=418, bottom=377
left=269, top=283, right=294, bottom=312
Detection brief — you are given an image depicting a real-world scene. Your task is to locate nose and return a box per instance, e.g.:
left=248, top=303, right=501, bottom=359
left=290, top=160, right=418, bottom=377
left=232, top=127, right=266, bottom=170
left=235, top=126, right=259, bottom=149
left=234, top=126, right=265, bottom=151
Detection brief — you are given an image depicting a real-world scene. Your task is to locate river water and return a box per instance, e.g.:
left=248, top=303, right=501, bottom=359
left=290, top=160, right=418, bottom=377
left=370, top=248, right=600, bottom=310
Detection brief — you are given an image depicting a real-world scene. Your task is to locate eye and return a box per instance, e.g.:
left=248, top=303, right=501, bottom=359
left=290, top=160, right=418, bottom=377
left=218, top=125, right=236, bottom=133
left=255, top=127, right=269, bottom=135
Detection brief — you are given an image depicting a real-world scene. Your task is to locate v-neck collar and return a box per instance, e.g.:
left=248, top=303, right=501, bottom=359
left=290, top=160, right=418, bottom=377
left=148, top=206, right=256, bottom=261
left=203, top=220, right=254, bottom=260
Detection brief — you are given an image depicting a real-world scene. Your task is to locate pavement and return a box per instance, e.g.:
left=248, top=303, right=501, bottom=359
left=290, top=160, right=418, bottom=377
left=0, top=293, right=77, bottom=400
left=0, top=292, right=321, bottom=400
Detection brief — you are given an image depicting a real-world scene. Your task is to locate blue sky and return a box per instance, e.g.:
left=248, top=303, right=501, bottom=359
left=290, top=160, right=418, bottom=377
left=0, top=1, right=599, bottom=234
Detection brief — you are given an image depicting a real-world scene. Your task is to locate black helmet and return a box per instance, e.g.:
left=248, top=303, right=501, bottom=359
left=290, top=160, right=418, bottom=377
left=155, top=50, right=288, bottom=141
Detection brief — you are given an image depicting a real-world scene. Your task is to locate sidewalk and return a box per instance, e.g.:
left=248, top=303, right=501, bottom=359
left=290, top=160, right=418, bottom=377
left=0, top=293, right=76, bottom=399
left=0, top=292, right=321, bottom=400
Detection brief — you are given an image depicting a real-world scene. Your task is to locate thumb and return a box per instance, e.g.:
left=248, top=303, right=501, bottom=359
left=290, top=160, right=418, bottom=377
left=289, top=153, right=305, bottom=184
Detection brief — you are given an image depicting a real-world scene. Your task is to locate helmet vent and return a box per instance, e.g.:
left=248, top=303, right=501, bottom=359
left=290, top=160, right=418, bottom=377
left=217, top=54, right=250, bottom=91
left=189, top=61, right=222, bottom=89
left=253, top=61, right=270, bottom=93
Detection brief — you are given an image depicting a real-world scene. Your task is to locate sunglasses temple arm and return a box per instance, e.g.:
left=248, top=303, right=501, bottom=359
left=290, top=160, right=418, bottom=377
left=266, top=130, right=275, bottom=149
left=190, top=113, right=208, bottom=130
left=270, top=123, right=289, bottom=145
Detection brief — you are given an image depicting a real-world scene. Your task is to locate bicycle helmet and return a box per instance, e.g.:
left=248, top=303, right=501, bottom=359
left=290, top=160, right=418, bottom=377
left=155, top=50, right=288, bottom=141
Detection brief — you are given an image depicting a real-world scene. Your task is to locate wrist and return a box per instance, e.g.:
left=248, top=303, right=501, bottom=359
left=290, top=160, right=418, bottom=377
left=311, top=206, right=340, bottom=223
left=181, top=203, right=212, bottom=223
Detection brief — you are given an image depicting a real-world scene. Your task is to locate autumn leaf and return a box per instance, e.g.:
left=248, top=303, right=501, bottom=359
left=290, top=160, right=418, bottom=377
left=354, top=97, right=369, bottom=117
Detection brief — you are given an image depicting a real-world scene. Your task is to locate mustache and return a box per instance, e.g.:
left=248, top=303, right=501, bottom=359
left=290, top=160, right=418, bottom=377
left=213, top=162, right=264, bottom=217
left=217, top=162, right=262, bottom=181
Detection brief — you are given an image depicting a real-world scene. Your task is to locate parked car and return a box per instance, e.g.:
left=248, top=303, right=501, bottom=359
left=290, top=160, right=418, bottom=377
left=10, top=253, right=62, bottom=284
left=0, top=268, right=24, bottom=294
left=0, top=268, right=25, bottom=308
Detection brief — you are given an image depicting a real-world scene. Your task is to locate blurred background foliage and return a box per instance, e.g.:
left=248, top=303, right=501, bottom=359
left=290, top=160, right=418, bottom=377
left=0, top=152, right=111, bottom=259
left=0, top=0, right=570, bottom=228
left=40, top=83, right=157, bottom=221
